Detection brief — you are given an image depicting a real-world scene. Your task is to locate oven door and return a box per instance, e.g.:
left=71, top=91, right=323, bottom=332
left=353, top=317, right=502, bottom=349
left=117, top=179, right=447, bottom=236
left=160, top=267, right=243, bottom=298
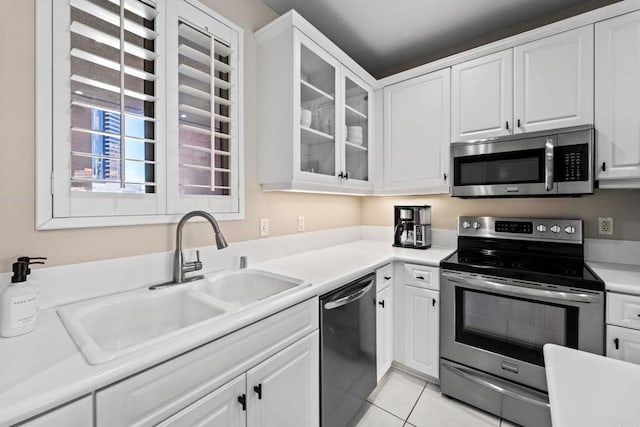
left=440, top=270, right=604, bottom=392
left=451, top=136, right=556, bottom=197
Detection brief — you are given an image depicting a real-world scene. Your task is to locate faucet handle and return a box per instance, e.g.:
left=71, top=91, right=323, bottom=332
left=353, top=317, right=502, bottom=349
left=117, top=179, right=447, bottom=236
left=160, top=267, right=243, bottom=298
left=194, top=250, right=202, bottom=271
left=240, top=256, right=247, bottom=269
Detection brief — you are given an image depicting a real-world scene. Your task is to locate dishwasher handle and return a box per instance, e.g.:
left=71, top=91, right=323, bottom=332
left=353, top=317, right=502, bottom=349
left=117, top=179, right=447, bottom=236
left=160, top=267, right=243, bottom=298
left=324, top=282, right=374, bottom=310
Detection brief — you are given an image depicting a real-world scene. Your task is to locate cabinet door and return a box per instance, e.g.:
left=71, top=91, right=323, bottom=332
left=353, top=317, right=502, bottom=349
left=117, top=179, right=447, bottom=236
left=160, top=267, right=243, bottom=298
left=376, top=285, right=394, bottom=381
left=246, top=331, right=319, bottom=427
left=451, top=49, right=513, bottom=141
left=404, top=286, right=439, bottom=379
left=158, top=375, right=245, bottom=427
left=295, top=31, right=340, bottom=184
left=514, top=26, right=593, bottom=133
left=607, top=325, right=640, bottom=364
left=341, top=67, right=373, bottom=189
left=383, top=69, right=450, bottom=194
left=596, top=11, right=640, bottom=183
left=20, top=396, right=92, bottom=427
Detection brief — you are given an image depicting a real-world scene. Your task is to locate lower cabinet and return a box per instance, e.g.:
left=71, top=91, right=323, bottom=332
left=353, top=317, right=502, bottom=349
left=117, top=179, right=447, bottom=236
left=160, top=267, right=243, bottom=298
left=376, top=284, right=393, bottom=381
left=403, top=285, right=439, bottom=379
left=19, top=396, right=92, bottom=427
left=160, top=332, right=319, bottom=427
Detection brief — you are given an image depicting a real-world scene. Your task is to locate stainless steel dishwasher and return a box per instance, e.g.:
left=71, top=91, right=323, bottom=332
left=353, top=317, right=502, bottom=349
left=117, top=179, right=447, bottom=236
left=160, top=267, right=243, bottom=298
left=320, top=273, right=377, bottom=427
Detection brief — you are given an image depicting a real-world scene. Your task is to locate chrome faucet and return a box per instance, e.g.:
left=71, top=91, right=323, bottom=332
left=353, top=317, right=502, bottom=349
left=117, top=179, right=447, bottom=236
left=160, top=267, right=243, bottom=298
left=150, top=210, right=228, bottom=290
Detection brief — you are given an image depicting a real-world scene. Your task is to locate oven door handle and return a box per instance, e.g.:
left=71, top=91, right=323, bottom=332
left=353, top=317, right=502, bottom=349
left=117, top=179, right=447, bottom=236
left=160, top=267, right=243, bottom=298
left=443, top=272, right=599, bottom=304
left=442, top=362, right=550, bottom=409
left=545, top=137, right=554, bottom=191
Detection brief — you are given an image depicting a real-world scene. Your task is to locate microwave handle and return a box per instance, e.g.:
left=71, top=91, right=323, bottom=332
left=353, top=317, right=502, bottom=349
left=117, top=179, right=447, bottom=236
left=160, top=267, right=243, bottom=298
left=545, top=138, right=554, bottom=191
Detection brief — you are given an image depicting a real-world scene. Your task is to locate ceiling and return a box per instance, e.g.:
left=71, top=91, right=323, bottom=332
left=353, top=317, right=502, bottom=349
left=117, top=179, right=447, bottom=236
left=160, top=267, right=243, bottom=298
left=258, top=0, right=619, bottom=77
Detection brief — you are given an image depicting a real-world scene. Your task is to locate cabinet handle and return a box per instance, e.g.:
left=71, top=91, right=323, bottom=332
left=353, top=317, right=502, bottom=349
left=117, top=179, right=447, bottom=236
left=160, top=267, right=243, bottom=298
left=614, top=338, right=620, bottom=350
left=253, top=383, right=262, bottom=400
left=344, top=172, right=349, bottom=180
left=384, top=276, right=391, bottom=280
left=506, top=121, right=509, bottom=130
left=338, top=172, right=344, bottom=179
left=443, top=173, right=447, bottom=181
left=378, top=300, right=385, bottom=308
left=432, top=298, right=436, bottom=307
left=601, top=162, right=606, bottom=172
left=237, top=394, right=247, bottom=411
left=517, top=119, right=521, bottom=128
left=416, top=275, right=425, bottom=280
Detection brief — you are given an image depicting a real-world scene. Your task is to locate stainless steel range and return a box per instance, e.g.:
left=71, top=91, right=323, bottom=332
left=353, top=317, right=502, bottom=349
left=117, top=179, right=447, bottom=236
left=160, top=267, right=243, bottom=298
left=439, top=216, right=605, bottom=427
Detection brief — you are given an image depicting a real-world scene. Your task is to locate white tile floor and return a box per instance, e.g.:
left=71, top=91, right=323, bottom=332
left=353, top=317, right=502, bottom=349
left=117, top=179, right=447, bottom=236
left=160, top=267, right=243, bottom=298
left=356, top=369, right=520, bottom=427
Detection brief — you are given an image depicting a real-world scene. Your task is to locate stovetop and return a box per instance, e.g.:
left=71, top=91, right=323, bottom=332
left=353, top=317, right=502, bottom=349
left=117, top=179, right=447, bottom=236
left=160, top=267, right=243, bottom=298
left=440, top=216, right=605, bottom=291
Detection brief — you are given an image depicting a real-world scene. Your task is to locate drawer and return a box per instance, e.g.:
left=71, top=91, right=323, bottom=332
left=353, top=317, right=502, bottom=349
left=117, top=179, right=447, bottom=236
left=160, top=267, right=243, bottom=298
left=607, top=324, right=640, bottom=365
left=96, top=298, right=318, bottom=427
left=607, top=292, right=640, bottom=330
left=376, top=263, right=393, bottom=292
left=402, top=263, right=439, bottom=291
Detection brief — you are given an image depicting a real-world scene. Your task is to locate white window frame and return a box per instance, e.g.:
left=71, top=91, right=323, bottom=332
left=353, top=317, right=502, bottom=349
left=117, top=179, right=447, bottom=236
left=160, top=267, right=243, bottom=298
left=35, top=0, right=244, bottom=230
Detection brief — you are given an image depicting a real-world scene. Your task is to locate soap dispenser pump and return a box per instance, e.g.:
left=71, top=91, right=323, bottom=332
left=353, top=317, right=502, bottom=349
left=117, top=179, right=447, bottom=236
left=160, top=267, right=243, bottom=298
left=17, top=256, right=46, bottom=312
left=0, top=258, right=43, bottom=338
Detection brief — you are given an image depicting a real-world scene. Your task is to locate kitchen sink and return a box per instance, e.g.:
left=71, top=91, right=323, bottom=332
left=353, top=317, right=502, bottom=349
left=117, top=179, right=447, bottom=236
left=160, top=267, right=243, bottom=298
left=58, top=269, right=309, bottom=365
left=58, top=287, right=227, bottom=365
left=194, top=269, right=307, bottom=307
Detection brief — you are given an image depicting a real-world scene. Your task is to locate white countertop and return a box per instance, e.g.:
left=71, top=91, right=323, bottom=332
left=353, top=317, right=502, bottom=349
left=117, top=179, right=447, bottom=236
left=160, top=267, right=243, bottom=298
left=0, top=240, right=453, bottom=425
left=588, top=261, right=640, bottom=295
left=544, top=344, right=640, bottom=427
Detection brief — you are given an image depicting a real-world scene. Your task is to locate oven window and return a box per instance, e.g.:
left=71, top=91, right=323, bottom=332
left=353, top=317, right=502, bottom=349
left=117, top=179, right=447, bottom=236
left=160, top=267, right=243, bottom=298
left=454, top=148, right=545, bottom=186
left=455, top=288, right=578, bottom=366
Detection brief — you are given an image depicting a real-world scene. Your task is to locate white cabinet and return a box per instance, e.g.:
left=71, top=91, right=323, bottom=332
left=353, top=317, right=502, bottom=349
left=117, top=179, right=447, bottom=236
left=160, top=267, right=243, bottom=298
left=607, top=325, right=640, bottom=364
left=96, top=299, right=318, bottom=426
left=451, top=26, right=593, bottom=141
left=514, top=25, right=593, bottom=133
left=246, top=332, right=319, bottom=427
left=451, top=50, right=513, bottom=141
left=158, top=375, right=246, bottom=427
left=376, top=284, right=393, bottom=381
left=607, top=292, right=640, bottom=365
left=596, top=10, right=640, bottom=187
left=383, top=69, right=450, bottom=194
left=20, top=396, right=92, bottom=427
left=257, top=16, right=374, bottom=194
left=403, top=286, right=439, bottom=379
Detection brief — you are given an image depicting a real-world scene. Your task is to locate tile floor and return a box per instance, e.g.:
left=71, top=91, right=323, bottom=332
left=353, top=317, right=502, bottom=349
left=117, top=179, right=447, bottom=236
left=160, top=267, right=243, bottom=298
left=355, top=368, right=520, bottom=427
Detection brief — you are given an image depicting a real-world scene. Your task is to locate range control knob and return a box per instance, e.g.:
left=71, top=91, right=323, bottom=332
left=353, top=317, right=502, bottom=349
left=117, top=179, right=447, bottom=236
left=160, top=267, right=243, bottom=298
left=550, top=225, right=561, bottom=233
left=462, top=221, right=471, bottom=229
left=536, top=225, right=547, bottom=233
left=472, top=221, right=481, bottom=230
left=565, top=226, right=576, bottom=234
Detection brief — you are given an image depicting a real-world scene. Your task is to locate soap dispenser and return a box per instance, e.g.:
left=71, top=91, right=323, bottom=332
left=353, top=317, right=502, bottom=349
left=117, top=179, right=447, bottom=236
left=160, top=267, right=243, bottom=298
left=0, top=261, right=39, bottom=337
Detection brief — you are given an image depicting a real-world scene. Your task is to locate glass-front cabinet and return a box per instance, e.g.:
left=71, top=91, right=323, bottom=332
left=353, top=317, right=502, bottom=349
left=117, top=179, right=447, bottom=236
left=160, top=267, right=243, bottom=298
left=256, top=18, right=374, bottom=194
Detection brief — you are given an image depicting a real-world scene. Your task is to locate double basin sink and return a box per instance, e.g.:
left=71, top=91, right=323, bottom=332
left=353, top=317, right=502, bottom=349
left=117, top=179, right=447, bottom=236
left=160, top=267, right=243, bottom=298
left=58, top=269, right=308, bottom=365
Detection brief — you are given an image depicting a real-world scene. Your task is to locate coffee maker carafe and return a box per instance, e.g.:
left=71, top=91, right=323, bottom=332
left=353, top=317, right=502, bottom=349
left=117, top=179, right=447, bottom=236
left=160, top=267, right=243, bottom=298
left=393, top=205, right=431, bottom=249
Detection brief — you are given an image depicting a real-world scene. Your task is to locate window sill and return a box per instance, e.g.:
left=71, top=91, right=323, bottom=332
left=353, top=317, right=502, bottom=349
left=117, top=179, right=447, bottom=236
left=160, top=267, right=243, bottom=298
left=36, top=211, right=245, bottom=230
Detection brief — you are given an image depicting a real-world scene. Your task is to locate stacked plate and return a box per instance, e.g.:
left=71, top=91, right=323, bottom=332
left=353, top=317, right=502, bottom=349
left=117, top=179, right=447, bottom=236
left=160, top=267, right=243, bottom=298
left=347, top=126, right=363, bottom=145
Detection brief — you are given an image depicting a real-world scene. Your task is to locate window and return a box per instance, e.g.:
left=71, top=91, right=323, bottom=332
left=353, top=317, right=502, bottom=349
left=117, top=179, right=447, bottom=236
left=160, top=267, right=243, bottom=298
left=36, top=0, right=243, bottom=229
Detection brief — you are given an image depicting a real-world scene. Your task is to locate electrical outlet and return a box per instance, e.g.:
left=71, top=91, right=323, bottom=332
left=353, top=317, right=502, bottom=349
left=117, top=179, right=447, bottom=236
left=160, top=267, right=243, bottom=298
left=598, top=217, right=614, bottom=235
left=259, top=218, right=269, bottom=237
left=297, top=216, right=305, bottom=232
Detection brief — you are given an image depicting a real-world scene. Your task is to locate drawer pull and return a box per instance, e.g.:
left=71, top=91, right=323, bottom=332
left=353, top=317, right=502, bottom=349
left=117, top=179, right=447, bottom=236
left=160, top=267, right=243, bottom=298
left=614, top=338, right=620, bottom=350
left=237, top=394, right=247, bottom=411
left=253, top=383, right=262, bottom=400
left=432, top=298, right=436, bottom=307
left=384, top=276, right=391, bottom=280
left=379, top=300, right=385, bottom=308
left=416, top=275, right=425, bottom=280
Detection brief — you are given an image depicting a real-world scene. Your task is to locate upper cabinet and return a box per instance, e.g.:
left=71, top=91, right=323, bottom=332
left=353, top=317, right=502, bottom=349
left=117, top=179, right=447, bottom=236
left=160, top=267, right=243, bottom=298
left=451, top=50, right=513, bottom=141
left=451, top=26, right=593, bottom=142
left=256, top=13, right=374, bottom=194
left=383, top=69, right=450, bottom=194
left=595, top=10, right=640, bottom=187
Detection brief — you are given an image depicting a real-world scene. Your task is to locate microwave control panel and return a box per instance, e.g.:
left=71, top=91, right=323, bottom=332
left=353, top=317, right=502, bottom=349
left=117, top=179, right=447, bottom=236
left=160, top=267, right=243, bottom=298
left=555, top=144, right=588, bottom=182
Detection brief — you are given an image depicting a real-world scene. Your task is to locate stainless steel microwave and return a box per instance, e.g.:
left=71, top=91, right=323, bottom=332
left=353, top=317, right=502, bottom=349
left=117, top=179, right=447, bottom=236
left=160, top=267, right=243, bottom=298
left=450, top=125, right=594, bottom=198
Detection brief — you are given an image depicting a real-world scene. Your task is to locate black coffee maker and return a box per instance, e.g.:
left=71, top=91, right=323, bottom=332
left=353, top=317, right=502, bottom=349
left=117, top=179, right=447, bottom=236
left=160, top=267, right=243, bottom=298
left=393, top=205, right=431, bottom=249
